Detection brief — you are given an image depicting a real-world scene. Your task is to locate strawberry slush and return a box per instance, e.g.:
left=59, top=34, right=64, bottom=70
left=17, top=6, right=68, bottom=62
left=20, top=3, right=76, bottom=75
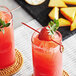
left=32, top=28, right=63, bottom=76
left=0, top=6, right=15, bottom=69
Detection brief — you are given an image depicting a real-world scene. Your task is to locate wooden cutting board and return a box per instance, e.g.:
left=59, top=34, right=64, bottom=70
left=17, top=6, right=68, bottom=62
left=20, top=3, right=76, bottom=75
left=15, top=0, right=76, bottom=40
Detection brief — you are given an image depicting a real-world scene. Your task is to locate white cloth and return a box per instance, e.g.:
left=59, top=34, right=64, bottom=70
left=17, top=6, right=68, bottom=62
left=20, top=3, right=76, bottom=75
left=14, top=20, right=76, bottom=76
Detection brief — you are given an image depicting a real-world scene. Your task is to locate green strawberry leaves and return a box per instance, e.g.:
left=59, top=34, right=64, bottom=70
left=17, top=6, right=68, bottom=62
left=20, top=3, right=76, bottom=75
left=46, top=19, right=59, bottom=35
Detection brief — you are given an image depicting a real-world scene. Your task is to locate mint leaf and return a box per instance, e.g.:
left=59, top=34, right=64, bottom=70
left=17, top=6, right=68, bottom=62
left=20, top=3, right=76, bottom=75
left=0, top=19, right=2, bottom=24
left=5, top=23, right=10, bottom=27
left=50, top=21, right=54, bottom=25
left=47, top=19, right=59, bottom=36
left=2, top=21, right=5, bottom=26
left=54, top=19, right=57, bottom=23
left=0, top=18, right=10, bottom=34
left=2, top=29, right=5, bottom=34
left=0, top=23, right=1, bottom=26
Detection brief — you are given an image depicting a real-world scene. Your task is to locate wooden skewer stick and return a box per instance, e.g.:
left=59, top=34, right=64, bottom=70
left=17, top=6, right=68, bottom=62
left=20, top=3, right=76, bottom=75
left=22, top=22, right=40, bottom=33
left=10, top=6, right=21, bottom=12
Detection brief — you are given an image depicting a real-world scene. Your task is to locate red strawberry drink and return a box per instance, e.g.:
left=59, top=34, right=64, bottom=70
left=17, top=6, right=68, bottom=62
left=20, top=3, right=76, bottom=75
left=0, top=6, right=15, bottom=69
left=31, top=20, right=63, bottom=76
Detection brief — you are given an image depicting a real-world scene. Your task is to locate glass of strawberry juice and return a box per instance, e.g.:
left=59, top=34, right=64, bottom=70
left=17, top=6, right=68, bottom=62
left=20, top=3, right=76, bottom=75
left=31, top=28, right=63, bottom=76
left=0, top=6, right=15, bottom=69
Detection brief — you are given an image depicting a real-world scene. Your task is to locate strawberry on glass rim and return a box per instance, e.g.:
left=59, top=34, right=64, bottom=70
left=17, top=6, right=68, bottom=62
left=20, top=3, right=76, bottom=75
left=38, top=26, right=51, bottom=41
left=39, top=19, right=60, bottom=41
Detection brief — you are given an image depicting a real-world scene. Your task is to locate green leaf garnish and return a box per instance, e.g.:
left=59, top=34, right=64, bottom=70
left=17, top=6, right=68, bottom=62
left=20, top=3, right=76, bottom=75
left=0, top=19, right=10, bottom=34
left=5, top=23, right=10, bottom=27
left=2, top=29, right=5, bottom=34
left=46, top=19, right=59, bottom=35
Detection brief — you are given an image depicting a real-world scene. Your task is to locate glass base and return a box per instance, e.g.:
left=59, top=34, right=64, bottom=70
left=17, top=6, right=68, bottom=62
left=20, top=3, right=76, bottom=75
left=0, top=49, right=23, bottom=76
left=32, top=70, right=69, bottom=76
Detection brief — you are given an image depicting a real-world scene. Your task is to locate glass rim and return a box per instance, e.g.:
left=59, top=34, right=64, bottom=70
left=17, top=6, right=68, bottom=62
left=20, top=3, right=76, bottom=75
left=0, top=6, right=13, bottom=22
left=31, top=27, right=62, bottom=49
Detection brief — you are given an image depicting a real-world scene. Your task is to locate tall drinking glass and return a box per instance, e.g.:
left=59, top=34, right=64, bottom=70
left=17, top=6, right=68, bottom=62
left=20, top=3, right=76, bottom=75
left=0, top=6, right=15, bottom=69
left=31, top=28, right=63, bottom=76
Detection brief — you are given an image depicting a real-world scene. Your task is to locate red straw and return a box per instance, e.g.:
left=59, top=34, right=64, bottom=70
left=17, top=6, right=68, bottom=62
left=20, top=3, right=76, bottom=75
left=21, top=22, right=64, bottom=51
left=51, top=39, right=63, bottom=47
left=22, top=22, right=40, bottom=33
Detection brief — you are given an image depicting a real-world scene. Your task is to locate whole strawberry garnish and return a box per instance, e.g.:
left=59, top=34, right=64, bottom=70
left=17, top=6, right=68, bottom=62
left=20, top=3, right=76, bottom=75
left=38, top=27, right=51, bottom=41
left=38, top=19, right=59, bottom=41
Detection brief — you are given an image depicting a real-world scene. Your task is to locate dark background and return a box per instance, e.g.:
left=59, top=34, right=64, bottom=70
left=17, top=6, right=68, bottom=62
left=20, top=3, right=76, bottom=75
left=15, top=0, right=76, bottom=40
